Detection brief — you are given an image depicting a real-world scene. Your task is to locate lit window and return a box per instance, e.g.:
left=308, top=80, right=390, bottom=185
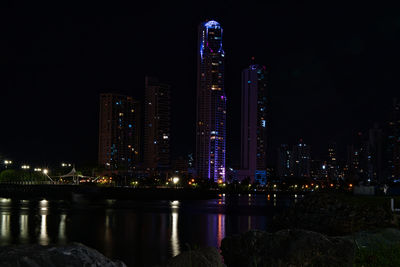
left=261, top=120, right=266, bottom=128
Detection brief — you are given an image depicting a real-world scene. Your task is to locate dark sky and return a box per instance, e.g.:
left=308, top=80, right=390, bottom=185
left=1, top=1, right=400, bottom=167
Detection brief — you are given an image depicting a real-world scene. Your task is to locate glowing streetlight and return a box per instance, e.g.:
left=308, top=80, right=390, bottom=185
left=172, top=177, right=180, bottom=189
left=21, top=165, right=30, bottom=170
left=4, top=160, right=12, bottom=168
left=43, top=169, right=49, bottom=175
left=61, top=163, right=72, bottom=167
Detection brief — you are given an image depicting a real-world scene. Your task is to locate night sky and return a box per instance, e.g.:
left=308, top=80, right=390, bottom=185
left=1, top=1, right=400, bottom=167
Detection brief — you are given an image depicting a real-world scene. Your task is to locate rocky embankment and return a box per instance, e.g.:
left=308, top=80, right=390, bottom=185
left=167, top=228, right=400, bottom=267
left=272, top=192, right=396, bottom=235
left=0, top=243, right=126, bottom=267
left=167, top=193, right=400, bottom=267
left=221, top=229, right=354, bottom=267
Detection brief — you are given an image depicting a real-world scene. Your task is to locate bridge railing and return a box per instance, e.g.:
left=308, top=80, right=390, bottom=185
left=0, top=181, right=64, bottom=185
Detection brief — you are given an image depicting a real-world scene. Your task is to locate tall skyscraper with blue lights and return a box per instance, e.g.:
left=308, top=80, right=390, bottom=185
left=196, top=20, right=226, bottom=182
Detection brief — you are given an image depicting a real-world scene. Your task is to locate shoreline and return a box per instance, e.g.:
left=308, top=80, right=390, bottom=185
left=0, top=184, right=312, bottom=201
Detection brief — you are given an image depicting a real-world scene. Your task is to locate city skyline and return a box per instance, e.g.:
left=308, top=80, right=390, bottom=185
left=1, top=2, right=400, bottom=167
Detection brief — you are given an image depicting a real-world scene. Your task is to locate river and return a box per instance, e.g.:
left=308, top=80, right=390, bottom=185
left=0, top=193, right=300, bottom=266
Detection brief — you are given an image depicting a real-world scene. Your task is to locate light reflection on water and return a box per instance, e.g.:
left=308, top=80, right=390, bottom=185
left=217, top=213, right=225, bottom=248
left=0, top=212, right=10, bottom=246
left=170, top=200, right=180, bottom=257
left=58, top=214, right=67, bottom=244
left=0, top=194, right=296, bottom=266
left=20, top=214, right=28, bottom=243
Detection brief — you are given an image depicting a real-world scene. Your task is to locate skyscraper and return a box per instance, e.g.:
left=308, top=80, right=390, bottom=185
left=195, top=20, right=226, bottom=183
left=277, top=144, right=292, bottom=178
left=98, top=93, right=141, bottom=172
left=347, top=131, right=369, bottom=181
left=239, top=63, right=268, bottom=184
left=327, top=143, right=338, bottom=180
left=387, top=99, right=400, bottom=181
left=291, top=139, right=311, bottom=177
left=367, top=124, right=383, bottom=182
left=144, top=76, right=171, bottom=176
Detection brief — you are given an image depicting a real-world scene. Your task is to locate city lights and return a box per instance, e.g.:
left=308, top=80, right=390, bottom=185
left=61, top=163, right=72, bottom=167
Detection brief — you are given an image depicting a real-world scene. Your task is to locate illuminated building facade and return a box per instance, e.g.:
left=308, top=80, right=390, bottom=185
left=144, top=76, right=171, bottom=175
left=98, top=93, right=141, bottom=171
left=239, top=63, right=268, bottom=184
left=195, top=20, right=227, bottom=182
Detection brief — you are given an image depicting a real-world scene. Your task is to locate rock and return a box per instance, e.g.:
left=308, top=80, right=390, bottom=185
left=272, top=193, right=395, bottom=235
left=166, top=246, right=225, bottom=267
left=221, top=229, right=354, bottom=267
left=0, top=242, right=126, bottom=267
left=348, top=228, right=400, bottom=249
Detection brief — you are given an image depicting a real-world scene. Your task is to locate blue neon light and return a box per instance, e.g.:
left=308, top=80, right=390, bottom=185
left=205, top=20, right=220, bottom=28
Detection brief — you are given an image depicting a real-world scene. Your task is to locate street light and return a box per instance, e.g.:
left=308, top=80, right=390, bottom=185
left=4, top=160, right=12, bottom=168
left=43, top=169, right=49, bottom=175
left=172, top=177, right=179, bottom=188
left=61, top=163, right=72, bottom=167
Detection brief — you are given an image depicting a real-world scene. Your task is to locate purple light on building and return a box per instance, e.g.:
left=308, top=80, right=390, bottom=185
left=239, top=63, right=267, bottom=184
left=196, top=20, right=226, bottom=182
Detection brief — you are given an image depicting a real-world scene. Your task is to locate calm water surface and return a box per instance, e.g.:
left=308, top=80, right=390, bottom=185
left=0, top=194, right=299, bottom=266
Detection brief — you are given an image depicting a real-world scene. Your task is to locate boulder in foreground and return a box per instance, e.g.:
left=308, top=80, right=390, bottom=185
left=166, top=246, right=225, bottom=267
left=272, top=193, right=395, bottom=235
left=0, top=242, right=126, bottom=267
